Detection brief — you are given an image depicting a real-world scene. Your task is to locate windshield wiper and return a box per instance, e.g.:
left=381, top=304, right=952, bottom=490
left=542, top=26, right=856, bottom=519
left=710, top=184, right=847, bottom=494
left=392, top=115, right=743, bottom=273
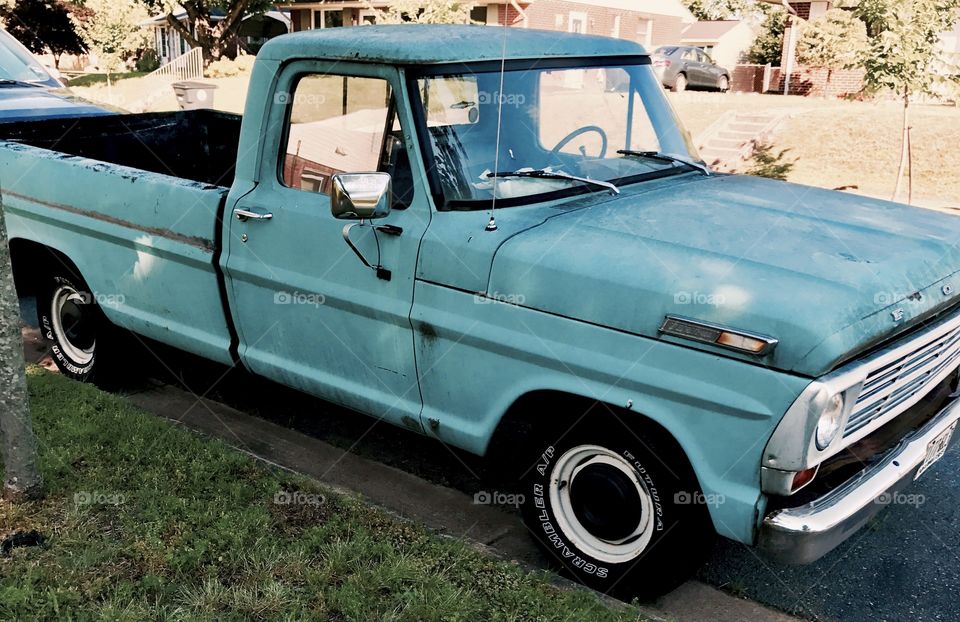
left=486, top=169, right=620, bottom=195
left=0, top=79, right=43, bottom=88
left=617, top=150, right=711, bottom=176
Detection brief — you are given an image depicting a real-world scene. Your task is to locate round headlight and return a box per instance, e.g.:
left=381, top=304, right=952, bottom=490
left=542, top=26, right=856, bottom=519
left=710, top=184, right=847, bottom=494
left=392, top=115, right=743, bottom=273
left=815, top=393, right=845, bottom=450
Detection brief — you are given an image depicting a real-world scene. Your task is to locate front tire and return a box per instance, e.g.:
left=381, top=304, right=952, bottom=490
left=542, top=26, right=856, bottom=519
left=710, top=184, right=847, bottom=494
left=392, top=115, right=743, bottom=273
left=520, top=424, right=714, bottom=599
left=37, top=271, right=112, bottom=382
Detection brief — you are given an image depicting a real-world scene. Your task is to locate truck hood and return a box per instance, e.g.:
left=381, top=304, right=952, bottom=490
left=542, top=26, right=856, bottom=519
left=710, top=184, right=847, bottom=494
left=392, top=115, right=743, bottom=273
left=488, top=174, right=960, bottom=376
left=0, top=87, right=114, bottom=122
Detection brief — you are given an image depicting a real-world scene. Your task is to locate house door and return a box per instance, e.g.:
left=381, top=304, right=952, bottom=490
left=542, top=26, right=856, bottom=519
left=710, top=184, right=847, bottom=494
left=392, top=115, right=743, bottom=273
left=568, top=11, right=587, bottom=34
left=565, top=12, right=589, bottom=88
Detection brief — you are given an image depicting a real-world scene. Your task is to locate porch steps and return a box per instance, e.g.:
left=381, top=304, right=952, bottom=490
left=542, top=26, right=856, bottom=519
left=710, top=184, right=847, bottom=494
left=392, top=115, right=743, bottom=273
left=694, top=109, right=792, bottom=172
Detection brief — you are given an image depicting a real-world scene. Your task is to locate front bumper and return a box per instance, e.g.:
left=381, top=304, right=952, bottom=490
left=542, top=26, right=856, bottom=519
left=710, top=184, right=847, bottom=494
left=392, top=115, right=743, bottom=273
left=758, top=397, right=960, bottom=564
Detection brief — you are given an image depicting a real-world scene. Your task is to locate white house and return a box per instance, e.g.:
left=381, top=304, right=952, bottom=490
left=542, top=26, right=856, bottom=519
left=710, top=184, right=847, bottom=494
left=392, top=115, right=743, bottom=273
left=142, top=9, right=292, bottom=65
left=681, top=20, right=756, bottom=69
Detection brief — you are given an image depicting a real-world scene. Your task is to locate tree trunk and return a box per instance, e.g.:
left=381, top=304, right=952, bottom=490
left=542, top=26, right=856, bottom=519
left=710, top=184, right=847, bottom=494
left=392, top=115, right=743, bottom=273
left=892, top=88, right=910, bottom=202
left=0, top=199, right=43, bottom=502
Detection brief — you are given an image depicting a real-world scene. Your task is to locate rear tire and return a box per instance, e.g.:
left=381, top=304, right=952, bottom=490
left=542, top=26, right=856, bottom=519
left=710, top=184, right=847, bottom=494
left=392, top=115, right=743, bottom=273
left=37, top=269, right=118, bottom=383
left=519, top=420, right=714, bottom=600
left=673, top=73, right=687, bottom=93
left=718, top=75, right=730, bottom=92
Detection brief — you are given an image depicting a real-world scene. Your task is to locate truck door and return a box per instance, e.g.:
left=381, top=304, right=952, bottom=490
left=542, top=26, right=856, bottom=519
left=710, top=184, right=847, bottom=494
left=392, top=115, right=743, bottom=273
left=222, top=61, right=430, bottom=427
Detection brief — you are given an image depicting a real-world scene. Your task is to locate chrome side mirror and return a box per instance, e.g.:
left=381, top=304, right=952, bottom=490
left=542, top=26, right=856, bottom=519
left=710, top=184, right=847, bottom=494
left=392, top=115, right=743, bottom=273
left=331, top=173, right=392, bottom=220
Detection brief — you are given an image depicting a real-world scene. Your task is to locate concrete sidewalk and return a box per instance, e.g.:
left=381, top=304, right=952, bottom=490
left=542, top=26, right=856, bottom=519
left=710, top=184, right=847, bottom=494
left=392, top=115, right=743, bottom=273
left=22, top=323, right=799, bottom=622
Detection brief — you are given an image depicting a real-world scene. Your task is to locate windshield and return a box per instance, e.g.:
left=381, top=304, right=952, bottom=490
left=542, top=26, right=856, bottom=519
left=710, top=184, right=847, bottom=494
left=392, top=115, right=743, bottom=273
left=411, top=61, right=700, bottom=209
left=0, top=28, right=58, bottom=87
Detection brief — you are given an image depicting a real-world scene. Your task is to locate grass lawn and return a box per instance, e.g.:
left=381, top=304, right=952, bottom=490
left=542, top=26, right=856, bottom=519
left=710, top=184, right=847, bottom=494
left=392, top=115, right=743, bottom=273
left=65, top=72, right=150, bottom=89
left=0, top=368, right=642, bottom=621
left=669, top=92, right=960, bottom=207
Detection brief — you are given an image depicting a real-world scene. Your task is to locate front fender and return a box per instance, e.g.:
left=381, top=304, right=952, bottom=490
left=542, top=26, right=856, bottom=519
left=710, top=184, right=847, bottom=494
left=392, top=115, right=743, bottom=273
left=412, top=280, right=811, bottom=543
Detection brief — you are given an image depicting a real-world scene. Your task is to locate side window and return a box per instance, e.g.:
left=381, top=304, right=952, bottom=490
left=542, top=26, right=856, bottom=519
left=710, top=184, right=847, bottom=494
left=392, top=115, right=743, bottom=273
left=682, top=49, right=697, bottom=62
left=281, top=74, right=414, bottom=207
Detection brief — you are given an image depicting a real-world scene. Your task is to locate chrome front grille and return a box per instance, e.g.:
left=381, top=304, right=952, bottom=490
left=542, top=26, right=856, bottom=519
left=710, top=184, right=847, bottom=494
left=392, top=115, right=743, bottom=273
left=845, top=319, right=960, bottom=437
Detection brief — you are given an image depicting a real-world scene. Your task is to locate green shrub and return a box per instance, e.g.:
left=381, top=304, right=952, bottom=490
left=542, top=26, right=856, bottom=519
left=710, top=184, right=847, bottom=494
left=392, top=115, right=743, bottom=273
left=135, top=49, right=160, bottom=72
left=206, top=53, right=256, bottom=78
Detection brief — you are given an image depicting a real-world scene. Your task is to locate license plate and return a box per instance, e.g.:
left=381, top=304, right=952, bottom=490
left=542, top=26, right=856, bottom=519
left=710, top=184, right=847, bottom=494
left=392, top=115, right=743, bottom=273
left=916, top=422, right=957, bottom=480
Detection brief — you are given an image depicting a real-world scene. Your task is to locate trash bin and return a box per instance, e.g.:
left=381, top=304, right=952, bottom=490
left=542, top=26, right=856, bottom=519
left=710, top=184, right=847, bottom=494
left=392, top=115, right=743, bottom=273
left=172, top=81, right=218, bottom=110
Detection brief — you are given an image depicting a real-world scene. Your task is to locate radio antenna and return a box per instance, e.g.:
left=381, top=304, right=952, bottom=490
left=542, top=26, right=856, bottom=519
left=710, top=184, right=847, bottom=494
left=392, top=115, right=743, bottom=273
left=486, top=13, right=510, bottom=232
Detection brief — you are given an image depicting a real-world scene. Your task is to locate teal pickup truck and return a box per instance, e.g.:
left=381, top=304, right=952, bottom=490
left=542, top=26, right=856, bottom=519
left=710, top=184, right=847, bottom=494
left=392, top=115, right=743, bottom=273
left=4, top=25, right=960, bottom=598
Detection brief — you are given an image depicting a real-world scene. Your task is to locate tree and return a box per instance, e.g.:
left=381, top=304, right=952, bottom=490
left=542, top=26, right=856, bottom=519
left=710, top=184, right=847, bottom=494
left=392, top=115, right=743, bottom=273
left=747, top=9, right=787, bottom=64
left=0, top=0, right=86, bottom=69
left=364, top=0, right=475, bottom=24
left=0, top=200, right=43, bottom=502
left=796, top=8, right=869, bottom=90
left=855, top=0, right=960, bottom=202
left=136, top=0, right=273, bottom=62
left=72, top=0, right=149, bottom=78
left=683, top=0, right=754, bottom=21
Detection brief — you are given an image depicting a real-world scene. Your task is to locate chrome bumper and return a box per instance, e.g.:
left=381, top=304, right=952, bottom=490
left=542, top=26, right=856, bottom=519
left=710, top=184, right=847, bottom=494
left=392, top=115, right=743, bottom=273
left=758, top=397, right=960, bottom=564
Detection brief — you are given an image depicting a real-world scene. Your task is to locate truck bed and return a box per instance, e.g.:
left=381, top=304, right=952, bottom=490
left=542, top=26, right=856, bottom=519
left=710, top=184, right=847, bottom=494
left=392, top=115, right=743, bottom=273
left=0, top=110, right=241, bottom=187
left=0, top=111, right=243, bottom=366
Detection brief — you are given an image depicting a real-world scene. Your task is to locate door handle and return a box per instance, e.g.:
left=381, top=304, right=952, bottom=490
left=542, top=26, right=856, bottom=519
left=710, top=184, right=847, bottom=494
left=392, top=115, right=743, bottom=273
left=234, top=208, right=273, bottom=222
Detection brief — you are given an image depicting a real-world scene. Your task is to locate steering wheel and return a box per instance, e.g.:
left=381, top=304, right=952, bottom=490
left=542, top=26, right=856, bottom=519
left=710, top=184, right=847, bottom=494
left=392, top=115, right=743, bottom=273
left=550, top=125, right=609, bottom=160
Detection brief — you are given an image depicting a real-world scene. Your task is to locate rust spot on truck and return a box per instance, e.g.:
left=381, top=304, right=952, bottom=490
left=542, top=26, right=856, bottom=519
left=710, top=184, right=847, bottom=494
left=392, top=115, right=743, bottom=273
left=401, top=415, right=422, bottom=432
left=418, top=322, right=438, bottom=341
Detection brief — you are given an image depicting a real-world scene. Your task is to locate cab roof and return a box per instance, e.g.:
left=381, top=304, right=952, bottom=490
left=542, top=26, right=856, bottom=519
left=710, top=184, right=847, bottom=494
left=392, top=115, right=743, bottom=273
left=258, top=24, right=647, bottom=65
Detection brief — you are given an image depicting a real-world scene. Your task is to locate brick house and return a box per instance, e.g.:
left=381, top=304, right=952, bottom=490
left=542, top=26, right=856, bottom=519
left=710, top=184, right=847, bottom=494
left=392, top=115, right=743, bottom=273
left=277, top=0, right=695, bottom=49
left=775, top=1, right=959, bottom=97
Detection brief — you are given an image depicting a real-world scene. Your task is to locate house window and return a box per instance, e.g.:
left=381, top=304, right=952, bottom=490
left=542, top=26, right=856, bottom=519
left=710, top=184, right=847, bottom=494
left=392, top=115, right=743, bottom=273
left=299, top=170, right=328, bottom=193
left=637, top=18, right=653, bottom=47
left=313, top=9, right=344, bottom=29
left=470, top=6, right=488, bottom=23
left=612, top=15, right=621, bottom=38
left=157, top=26, right=169, bottom=60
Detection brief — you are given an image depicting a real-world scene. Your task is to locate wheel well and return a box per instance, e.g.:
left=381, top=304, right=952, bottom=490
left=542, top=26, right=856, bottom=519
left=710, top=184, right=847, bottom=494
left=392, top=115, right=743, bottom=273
left=9, top=239, right=84, bottom=297
left=486, top=390, right=699, bottom=487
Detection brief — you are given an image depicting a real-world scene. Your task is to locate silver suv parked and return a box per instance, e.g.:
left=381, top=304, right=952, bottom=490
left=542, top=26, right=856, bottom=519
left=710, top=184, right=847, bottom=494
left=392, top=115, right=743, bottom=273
left=652, top=45, right=730, bottom=93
